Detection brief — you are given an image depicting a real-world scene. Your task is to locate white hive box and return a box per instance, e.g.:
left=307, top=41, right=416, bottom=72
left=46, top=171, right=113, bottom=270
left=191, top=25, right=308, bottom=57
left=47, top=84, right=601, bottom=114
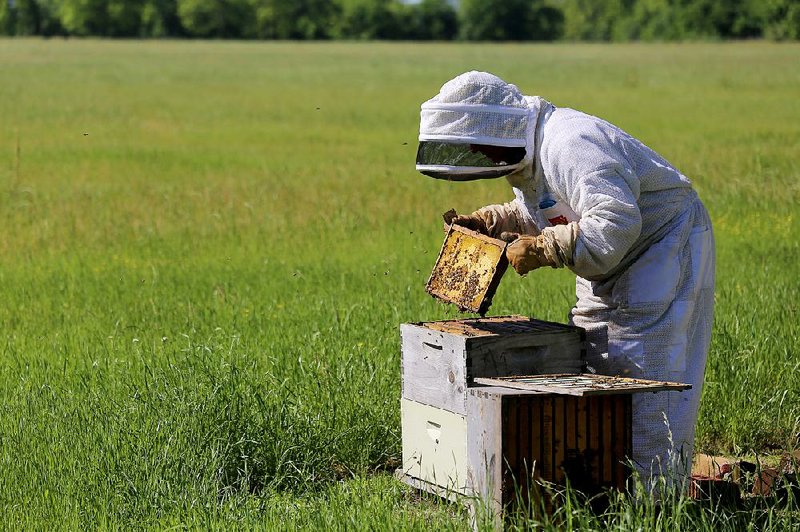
left=400, top=316, right=586, bottom=416
left=398, top=315, right=691, bottom=517
left=398, top=316, right=586, bottom=497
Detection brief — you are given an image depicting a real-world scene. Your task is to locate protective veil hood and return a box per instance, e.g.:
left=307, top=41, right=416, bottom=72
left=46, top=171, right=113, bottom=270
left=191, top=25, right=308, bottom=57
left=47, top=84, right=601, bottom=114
left=417, top=71, right=540, bottom=181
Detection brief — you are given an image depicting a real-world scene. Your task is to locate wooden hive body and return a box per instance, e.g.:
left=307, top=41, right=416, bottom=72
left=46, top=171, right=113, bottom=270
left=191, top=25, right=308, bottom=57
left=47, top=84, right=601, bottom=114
left=467, top=386, right=631, bottom=516
left=400, top=316, right=586, bottom=416
left=400, top=387, right=631, bottom=514
left=398, top=317, right=689, bottom=519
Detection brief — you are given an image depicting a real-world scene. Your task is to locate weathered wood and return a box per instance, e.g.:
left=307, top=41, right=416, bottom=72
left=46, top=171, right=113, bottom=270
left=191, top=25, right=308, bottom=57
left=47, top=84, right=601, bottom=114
left=467, top=335, right=585, bottom=378
left=420, top=315, right=580, bottom=337
left=541, top=396, right=553, bottom=483
left=502, top=396, right=518, bottom=502
left=400, top=324, right=468, bottom=414
left=518, top=396, right=531, bottom=498
left=401, top=318, right=586, bottom=414
left=602, top=397, right=613, bottom=484
left=567, top=397, right=577, bottom=452
left=612, top=396, right=632, bottom=489
left=400, top=399, right=468, bottom=493
left=404, top=388, right=636, bottom=520
left=474, top=374, right=692, bottom=396
left=466, top=387, right=504, bottom=520
left=575, top=397, right=588, bottom=483
left=589, top=395, right=601, bottom=487
left=554, top=396, right=565, bottom=483
left=531, top=396, right=542, bottom=481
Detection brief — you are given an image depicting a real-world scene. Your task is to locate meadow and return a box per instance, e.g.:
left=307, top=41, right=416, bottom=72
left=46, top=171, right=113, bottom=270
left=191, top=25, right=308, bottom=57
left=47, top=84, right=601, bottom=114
left=0, top=39, right=799, bottom=529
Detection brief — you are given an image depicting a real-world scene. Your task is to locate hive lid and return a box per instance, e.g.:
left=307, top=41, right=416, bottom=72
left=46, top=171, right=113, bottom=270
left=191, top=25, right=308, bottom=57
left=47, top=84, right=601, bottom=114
left=413, top=315, right=579, bottom=338
left=425, top=224, right=508, bottom=315
left=474, top=374, right=691, bottom=396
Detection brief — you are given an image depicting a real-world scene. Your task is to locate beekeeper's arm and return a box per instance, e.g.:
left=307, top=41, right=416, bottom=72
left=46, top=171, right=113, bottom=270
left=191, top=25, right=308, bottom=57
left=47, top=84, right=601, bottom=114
left=508, top=122, right=642, bottom=277
left=446, top=200, right=539, bottom=238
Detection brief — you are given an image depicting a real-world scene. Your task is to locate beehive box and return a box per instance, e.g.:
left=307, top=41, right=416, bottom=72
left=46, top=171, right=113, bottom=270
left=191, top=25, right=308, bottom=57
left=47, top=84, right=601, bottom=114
left=425, top=224, right=508, bottom=315
left=398, top=318, right=691, bottom=518
left=467, top=385, right=633, bottom=515
left=398, top=383, right=633, bottom=514
left=400, top=376, right=690, bottom=518
left=400, top=316, right=586, bottom=415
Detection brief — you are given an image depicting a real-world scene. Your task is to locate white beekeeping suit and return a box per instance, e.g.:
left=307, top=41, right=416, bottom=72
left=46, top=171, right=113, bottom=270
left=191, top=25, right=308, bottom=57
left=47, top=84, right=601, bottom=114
left=416, top=71, right=715, bottom=484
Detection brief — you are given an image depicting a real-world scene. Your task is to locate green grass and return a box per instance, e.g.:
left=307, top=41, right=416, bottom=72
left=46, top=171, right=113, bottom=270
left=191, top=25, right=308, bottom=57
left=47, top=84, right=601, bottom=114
left=0, top=39, right=798, bottom=529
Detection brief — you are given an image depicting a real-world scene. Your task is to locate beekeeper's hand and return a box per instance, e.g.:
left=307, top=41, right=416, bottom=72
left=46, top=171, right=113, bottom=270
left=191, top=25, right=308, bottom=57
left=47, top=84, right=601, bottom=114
left=504, top=235, right=548, bottom=275
left=442, top=209, right=489, bottom=235
left=503, top=222, right=580, bottom=275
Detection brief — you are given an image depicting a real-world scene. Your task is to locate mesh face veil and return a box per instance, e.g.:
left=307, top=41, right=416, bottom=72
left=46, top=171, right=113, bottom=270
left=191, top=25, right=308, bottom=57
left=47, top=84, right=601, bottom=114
left=416, top=71, right=536, bottom=181
left=416, top=142, right=527, bottom=181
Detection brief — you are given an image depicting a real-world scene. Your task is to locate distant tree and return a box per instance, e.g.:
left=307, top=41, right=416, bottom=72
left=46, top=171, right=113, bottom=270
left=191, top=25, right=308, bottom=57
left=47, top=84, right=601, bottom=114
left=10, top=0, right=40, bottom=35
left=37, top=0, right=63, bottom=35
left=529, top=3, right=564, bottom=40
left=106, top=0, right=146, bottom=36
left=626, top=0, right=679, bottom=40
left=410, top=0, right=458, bottom=40
left=252, top=0, right=340, bottom=39
left=0, top=1, right=10, bottom=35
left=766, top=0, right=800, bottom=40
left=385, top=1, right=416, bottom=39
left=0, top=0, right=62, bottom=35
left=1, top=0, right=798, bottom=41
left=176, top=0, right=254, bottom=38
left=59, top=0, right=145, bottom=36
left=335, top=0, right=403, bottom=39
left=141, top=0, right=182, bottom=37
left=60, top=0, right=110, bottom=35
left=460, top=0, right=557, bottom=41
left=561, top=0, right=630, bottom=41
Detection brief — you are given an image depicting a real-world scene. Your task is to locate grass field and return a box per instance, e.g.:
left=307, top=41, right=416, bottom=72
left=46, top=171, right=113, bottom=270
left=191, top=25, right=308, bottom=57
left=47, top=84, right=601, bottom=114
left=1, top=39, right=799, bottom=529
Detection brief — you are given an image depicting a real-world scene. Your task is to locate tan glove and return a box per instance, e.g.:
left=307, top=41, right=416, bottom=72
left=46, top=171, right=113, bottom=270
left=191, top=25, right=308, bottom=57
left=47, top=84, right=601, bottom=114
left=443, top=209, right=489, bottom=235
left=443, top=202, right=539, bottom=238
left=504, top=234, right=548, bottom=274
left=503, top=222, right=580, bottom=275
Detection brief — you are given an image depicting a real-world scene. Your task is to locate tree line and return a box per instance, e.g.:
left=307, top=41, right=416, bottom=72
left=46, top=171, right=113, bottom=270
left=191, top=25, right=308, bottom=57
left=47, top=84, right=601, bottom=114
left=1, top=0, right=798, bottom=41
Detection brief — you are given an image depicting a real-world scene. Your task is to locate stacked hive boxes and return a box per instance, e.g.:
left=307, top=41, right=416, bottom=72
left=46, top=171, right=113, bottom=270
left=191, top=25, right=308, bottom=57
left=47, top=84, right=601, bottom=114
left=398, top=315, right=601, bottom=512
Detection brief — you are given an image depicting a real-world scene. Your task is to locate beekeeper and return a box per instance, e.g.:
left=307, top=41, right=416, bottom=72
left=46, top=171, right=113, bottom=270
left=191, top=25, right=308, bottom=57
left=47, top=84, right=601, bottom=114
left=416, top=71, right=715, bottom=485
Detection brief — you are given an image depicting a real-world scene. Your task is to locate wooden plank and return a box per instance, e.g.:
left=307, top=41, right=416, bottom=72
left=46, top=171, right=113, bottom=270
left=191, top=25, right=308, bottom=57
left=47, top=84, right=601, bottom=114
left=466, top=388, right=503, bottom=517
left=613, top=395, right=628, bottom=489
left=554, top=396, right=565, bottom=484
left=561, top=396, right=589, bottom=492
left=625, top=396, right=633, bottom=487
left=575, top=396, right=587, bottom=478
left=473, top=374, right=691, bottom=396
left=541, top=396, right=553, bottom=483
left=502, top=398, right=519, bottom=503
left=467, top=336, right=584, bottom=379
left=531, top=396, right=543, bottom=482
left=400, top=325, right=468, bottom=414
left=602, top=396, right=613, bottom=485
left=418, top=316, right=583, bottom=338
left=518, top=397, right=531, bottom=497
left=468, top=331, right=584, bottom=352
left=566, top=396, right=577, bottom=453
left=588, top=396, right=601, bottom=488
left=400, top=399, right=468, bottom=493
left=469, top=385, right=546, bottom=396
